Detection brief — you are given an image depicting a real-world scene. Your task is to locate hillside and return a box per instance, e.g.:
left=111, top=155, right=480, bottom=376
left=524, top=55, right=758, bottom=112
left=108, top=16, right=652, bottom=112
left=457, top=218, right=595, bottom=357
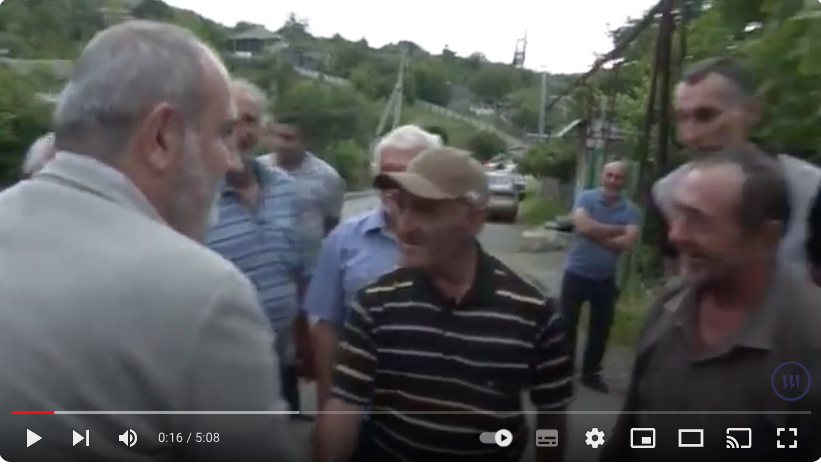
left=0, top=0, right=577, bottom=136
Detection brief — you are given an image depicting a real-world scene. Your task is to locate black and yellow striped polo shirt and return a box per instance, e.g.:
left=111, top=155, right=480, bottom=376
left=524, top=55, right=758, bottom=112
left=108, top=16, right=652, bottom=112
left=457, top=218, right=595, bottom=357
left=330, top=247, right=575, bottom=461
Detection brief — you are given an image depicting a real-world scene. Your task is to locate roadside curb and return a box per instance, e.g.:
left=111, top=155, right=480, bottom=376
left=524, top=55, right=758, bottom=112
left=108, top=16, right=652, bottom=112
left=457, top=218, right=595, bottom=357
left=344, top=190, right=373, bottom=200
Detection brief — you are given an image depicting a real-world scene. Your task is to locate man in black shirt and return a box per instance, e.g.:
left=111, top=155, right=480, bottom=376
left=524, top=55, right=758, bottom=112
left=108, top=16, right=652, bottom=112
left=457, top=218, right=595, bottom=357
left=313, top=147, right=574, bottom=461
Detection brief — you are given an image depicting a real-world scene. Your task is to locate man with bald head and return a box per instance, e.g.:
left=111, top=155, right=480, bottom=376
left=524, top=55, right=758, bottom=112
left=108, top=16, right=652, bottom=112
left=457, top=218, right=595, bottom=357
left=603, top=147, right=821, bottom=462
left=0, top=21, right=294, bottom=461
left=563, top=160, right=641, bottom=393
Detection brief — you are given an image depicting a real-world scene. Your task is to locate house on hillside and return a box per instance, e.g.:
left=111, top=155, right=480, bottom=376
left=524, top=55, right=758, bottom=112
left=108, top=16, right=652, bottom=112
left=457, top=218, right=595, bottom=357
left=99, top=0, right=142, bottom=25
left=228, top=26, right=287, bottom=58
left=278, top=47, right=328, bottom=71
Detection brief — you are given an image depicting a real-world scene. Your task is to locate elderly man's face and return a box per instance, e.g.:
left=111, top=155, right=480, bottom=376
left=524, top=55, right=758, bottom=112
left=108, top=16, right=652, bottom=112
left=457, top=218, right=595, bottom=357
left=667, top=165, right=760, bottom=286
left=232, top=91, right=262, bottom=155
left=393, top=192, right=483, bottom=270
left=600, top=163, right=626, bottom=194
left=376, top=145, right=428, bottom=217
left=674, top=75, right=756, bottom=152
left=166, top=58, right=234, bottom=240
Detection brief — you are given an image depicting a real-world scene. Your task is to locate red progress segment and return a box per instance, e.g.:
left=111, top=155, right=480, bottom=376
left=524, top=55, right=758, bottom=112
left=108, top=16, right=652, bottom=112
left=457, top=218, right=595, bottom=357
left=11, top=411, right=54, bottom=414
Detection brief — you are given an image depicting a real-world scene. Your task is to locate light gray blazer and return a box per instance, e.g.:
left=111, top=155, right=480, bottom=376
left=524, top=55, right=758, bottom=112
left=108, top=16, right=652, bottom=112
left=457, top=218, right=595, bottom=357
left=0, top=153, right=298, bottom=461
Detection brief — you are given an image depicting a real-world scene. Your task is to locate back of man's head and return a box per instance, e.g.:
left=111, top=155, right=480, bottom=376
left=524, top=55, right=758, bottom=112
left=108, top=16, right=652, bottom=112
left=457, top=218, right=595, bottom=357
left=53, top=20, right=222, bottom=158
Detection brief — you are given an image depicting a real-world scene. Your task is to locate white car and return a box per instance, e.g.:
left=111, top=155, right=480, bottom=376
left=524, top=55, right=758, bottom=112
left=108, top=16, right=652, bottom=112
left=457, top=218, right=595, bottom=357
left=486, top=171, right=520, bottom=223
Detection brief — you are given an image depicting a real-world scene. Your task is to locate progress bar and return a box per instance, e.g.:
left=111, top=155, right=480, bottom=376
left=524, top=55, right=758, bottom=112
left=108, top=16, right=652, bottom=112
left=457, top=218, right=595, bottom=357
left=11, top=410, right=812, bottom=415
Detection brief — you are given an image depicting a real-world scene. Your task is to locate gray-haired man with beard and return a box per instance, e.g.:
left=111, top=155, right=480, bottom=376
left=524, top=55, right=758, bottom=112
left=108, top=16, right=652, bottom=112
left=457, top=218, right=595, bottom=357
left=0, top=21, right=295, bottom=461
left=207, top=79, right=309, bottom=419
left=653, top=57, right=821, bottom=273
left=603, top=147, right=821, bottom=462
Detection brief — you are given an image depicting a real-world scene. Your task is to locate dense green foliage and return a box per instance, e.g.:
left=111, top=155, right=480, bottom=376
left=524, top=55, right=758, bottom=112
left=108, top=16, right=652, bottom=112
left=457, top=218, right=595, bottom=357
left=0, top=0, right=576, bottom=186
left=519, top=0, right=821, bottom=183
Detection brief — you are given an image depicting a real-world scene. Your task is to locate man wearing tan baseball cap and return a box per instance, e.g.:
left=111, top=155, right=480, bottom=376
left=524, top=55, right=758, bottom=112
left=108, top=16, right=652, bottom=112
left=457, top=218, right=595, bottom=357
left=373, top=146, right=490, bottom=207
left=314, top=146, right=573, bottom=462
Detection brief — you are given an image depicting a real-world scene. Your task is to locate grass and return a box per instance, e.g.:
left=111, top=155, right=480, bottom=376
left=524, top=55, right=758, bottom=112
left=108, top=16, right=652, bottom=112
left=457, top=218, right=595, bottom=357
left=517, top=192, right=565, bottom=226
left=610, top=287, right=653, bottom=347
left=573, top=287, right=651, bottom=350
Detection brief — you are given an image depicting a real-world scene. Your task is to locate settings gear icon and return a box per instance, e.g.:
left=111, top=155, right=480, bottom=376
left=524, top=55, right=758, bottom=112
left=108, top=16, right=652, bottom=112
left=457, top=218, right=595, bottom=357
left=585, top=428, right=605, bottom=448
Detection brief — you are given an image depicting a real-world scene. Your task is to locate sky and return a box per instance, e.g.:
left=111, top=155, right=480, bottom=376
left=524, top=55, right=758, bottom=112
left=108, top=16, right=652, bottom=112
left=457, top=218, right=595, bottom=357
left=164, top=0, right=658, bottom=74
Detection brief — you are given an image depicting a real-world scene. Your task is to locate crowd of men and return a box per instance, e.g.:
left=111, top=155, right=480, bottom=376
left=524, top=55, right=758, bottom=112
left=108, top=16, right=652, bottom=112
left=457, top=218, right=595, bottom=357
left=0, top=19, right=819, bottom=462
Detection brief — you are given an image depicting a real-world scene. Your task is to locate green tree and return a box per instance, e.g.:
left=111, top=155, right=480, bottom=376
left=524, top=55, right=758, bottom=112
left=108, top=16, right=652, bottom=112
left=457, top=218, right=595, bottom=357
left=0, top=67, right=52, bottom=184
left=410, top=61, right=451, bottom=106
left=274, top=80, right=377, bottom=152
left=465, top=131, right=507, bottom=161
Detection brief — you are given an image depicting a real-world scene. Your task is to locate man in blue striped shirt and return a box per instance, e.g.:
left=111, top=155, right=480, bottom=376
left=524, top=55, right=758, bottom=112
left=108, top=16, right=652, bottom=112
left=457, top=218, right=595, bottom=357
left=207, top=79, right=307, bottom=416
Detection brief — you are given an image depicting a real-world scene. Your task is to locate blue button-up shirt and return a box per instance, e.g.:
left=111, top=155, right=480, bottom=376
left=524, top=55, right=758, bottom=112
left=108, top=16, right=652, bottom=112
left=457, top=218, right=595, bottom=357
left=303, top=207, right=399, bottom=330
left=206, top=160, right=306, bottom=330
left=565, top=188, right=641, bottom=280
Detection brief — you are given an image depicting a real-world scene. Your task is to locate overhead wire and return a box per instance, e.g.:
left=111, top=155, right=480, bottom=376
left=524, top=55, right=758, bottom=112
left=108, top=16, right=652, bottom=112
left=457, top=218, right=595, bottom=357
left=541, top=0, right=665, bottom=116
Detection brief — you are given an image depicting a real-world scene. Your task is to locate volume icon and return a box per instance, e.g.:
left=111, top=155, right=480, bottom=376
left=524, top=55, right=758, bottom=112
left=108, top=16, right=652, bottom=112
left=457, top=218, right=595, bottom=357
left=119, top=429, right=137, bottom=447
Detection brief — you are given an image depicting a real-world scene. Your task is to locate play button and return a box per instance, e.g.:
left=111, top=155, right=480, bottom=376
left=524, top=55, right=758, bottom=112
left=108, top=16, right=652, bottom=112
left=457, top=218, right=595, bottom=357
left=494, top=429, right=513, bottom=447
left=26, top=429, right=41, bottom=447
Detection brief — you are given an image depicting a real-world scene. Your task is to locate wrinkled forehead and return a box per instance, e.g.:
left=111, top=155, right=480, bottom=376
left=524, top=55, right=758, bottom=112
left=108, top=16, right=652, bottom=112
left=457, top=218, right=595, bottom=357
left=674, top=75, right=733, bottom=111
left=674, top=165, right=744, bottom=217
left=603, top=164, right=626, bottom=177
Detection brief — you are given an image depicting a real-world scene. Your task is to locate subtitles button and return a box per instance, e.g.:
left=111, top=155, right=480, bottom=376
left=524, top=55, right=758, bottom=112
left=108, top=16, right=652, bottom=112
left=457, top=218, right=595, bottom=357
left=535, top=429, right=558, bottom=447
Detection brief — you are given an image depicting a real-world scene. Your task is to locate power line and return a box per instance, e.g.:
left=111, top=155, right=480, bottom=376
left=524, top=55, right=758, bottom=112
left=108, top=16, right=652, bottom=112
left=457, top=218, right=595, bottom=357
left=541, top=0, right=665, bottom=116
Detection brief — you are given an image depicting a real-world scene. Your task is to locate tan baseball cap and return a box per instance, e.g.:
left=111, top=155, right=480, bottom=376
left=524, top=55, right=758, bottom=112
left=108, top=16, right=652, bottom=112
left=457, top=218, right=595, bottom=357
left=373, top=147, right=490, bottom=207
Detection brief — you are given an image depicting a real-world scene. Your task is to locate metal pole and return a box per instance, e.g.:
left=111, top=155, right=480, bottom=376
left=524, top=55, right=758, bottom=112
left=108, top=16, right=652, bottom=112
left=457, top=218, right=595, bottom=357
left=537, top=70, right=547, bottom=141
left=392, top=48, right=407, bottom=129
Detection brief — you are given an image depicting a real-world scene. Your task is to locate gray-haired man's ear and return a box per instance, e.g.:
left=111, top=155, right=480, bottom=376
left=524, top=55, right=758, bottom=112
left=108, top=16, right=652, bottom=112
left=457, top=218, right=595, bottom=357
left=22, top=133, right=56, bottom=176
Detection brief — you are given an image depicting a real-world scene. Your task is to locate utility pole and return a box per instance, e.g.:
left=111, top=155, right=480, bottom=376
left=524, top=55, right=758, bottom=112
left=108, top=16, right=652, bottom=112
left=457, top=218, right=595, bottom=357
left=537, top=67, right=548, bottom=141
left=392, top=47, right=408, bottom=128
left=375, top=47, right=408, bottom=136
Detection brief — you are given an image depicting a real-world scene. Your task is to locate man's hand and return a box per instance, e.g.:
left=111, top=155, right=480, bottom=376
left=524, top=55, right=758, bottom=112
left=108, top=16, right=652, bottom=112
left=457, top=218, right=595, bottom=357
left=312, top=321, right=338, bottom=409
left=292, top=313, right=314, bottom=380
left=572, top=208, right=625, bottom=242
left=601, top=225, right=640, bottom=253
left=314, top=398, right=364, bottom=461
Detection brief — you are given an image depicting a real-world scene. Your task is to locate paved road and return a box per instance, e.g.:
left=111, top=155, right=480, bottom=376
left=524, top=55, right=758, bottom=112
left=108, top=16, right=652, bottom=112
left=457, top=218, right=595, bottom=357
left=291, top=194, right=628, bottom=461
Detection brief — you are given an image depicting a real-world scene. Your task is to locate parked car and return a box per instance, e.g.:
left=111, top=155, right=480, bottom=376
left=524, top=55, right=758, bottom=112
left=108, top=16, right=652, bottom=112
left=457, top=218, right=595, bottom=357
left=485, top=161, right=526, bottom=199
left=486, top=171, right=520, bottom=223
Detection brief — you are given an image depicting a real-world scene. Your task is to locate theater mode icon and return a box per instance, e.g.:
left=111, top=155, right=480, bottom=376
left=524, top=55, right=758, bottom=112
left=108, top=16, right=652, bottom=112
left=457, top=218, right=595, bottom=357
left=678, top=429, right=704, bottom=448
